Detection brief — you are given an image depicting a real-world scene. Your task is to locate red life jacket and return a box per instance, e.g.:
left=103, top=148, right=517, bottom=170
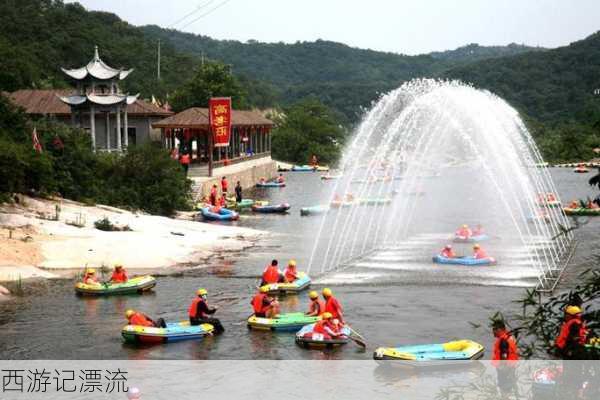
left=262, top=265, right=280, bottom=284
left=492, top=331, right=519, bottom=365
left=325, top=296, right=343, bottom=320
left=252, top=293, right=270, bottom=314
left=474, top=249, right=488, bottom=259
left=83, top=274, right=98, bottom=284
left=180, top=154, right=190, bottom=165
left=555, top=316, right=588, bottom=349
left=284, top=267, right=297, bottom=282
left=129, top=313, right=153, bottom=327
left=188, top=297, right=207, bottom=318
left=111, top=270, right=128, bottom=283
left=221, top=179, right=228, bottom=191
left=441, top=248, right=455, bottom=258
left=309, top=299, right=326, bottom=316
left=312, top=320, right=339, bottom=338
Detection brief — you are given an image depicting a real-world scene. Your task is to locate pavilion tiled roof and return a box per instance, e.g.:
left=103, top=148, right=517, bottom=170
left=152, top=107, right=274, bottom=129
left=7, top=89, right=173, bottom=117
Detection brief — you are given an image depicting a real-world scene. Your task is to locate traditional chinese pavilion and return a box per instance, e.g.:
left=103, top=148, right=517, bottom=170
left=59, top=46, right=139, bottom=151
left=152, top=107, right=274, bottom=176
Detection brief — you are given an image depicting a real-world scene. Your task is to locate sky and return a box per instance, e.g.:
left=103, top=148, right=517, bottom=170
left=68, top=0, right=600, bottom=55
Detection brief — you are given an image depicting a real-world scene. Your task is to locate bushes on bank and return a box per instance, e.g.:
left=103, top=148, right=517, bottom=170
left=0, top=94, right=192, bottom=216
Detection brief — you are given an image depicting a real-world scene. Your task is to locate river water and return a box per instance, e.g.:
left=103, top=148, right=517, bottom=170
left=0, top=168, right=597, bottom=360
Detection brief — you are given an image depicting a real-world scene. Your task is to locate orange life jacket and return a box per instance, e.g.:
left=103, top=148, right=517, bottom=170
left=456, top=228, right=472, bottom=237
left=221, top=179, right=228, bottom=191
left=188, top=297, right=208, bottom=318
left=284, top=267, right=297, bottom=282
left=474, top=249, right=488, bottom=259
left=309, top=299, right=326, bottom=316
left=111, top=270, right=128, bottom=283
left=129, top=313, right=153, bottom=327
left=441, top=248, right=455, bottom=258
left=180, top=154, right=190, bottom=165
left=262, top=265, right=280, bottom=284
left=492, top=330, right=519, bottom=365
left=83, top=274, right=98, bottom=284
left=312, top=320, right=339, bottom=338
left=555, top=316, right=588, bottom=350
left=325, top=296, right=343, bottom=320
left=252, top=293, right=270, bottom=314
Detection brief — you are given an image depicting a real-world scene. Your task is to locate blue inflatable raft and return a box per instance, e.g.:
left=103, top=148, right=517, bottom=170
left=291, top=165, right=316, bottom=172
left=432, top=255, right=496, bottom=266
left=122, top=322, right=214, bottom=344
left=373, top=340, right=484, bottom=363
left=200, top=207, right=239, bottom=221
left=453, top=234, right=489, bottom=243
left=256, top=181, right=286, bottom=188
left=252, top=203, right=291, bottom=213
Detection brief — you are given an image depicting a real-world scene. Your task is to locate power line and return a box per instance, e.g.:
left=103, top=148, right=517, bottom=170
left=168, top=0, right=216, bottom=29
left=179, top=0, right=233, bottom=30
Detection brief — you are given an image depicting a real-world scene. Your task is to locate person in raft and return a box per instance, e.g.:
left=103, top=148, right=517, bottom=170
left=277, top=173, right=285, bottom=184
left=472, top=224, right=484, bottom=236
left=440, top=244, right=456, bottom=259
left=283, top=259, right=298, bottom=283
left=125, top=309, right=166, bottom=328
left=209, top=184, right=218, bottom=206
left=251, top=286, right=280, bottom=318
left=310, top=154, right=318, bottom=168
left=311, top=312, right=345, bottom=339
left=455, top=224, right=472, bottom=238
left=83, top=268, right=100, bottom=285
left=221, top=176, right=228, bottom=194
left=305, top=291, right=326, bottom=317
left=261, top=259, right=284, bottom=286
left=188, top=288, right=224, bottom=334
left=259, top=177, right=266, bottom=184
left=569, top=199, right=580, bottom=209
left=110, top=264, right=128, bottom=283
left=235, top=181, right=243, bottom=203
left=472, top=244, right=488, bottom=259
left=322, top=288, right=344, bottom=324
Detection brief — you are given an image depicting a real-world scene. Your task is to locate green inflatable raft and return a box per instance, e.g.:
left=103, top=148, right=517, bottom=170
left=563, top=207, right=600, bottom=216
left=247, top=312, right=320, bottom=331
left=75, top=275, right=156, bottom=296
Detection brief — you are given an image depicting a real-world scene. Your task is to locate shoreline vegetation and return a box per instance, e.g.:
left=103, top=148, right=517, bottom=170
left=0, top=194, right=265, bottom=287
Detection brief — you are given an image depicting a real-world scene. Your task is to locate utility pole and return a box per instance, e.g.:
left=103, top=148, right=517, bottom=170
left=157, top=39, right=161, bottom=81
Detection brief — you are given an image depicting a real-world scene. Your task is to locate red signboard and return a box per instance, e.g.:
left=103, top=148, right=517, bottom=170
left=209, top=97, right=232, bottom=147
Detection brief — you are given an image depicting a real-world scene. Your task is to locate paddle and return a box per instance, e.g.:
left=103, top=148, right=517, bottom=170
left=346, top=325, right=367, bottom=348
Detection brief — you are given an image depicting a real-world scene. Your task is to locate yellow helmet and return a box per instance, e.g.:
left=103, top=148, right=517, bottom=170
left=322, top=312, right=333, bottom=319
left=473, top=244, right=480, bottom=249
left=462, top=224, right=468, bottom=228
left=114, top=263, right=123, bottom=269
left=197, top=288, right=208, bottom=296
left=309, top=290, right=318, bottom=299
left=566, top=305, right=582, bottom=315
left=260, top=286, right=269, bottom=293
left=86, top=268, right=96, bottom=274
left=322, top=288, right=332, bottom=297
left=125, top=309, right=135, bottom=319
left=289, top=259, right=297, bottom=267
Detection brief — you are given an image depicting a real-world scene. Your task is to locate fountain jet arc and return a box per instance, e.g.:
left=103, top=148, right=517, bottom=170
left=307, top=79, right=572, bottom=291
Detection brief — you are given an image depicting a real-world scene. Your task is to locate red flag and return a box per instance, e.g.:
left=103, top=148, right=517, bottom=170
left=209, top=97, right=232, bottom=147
left=32, top=127, right=43, bottom=153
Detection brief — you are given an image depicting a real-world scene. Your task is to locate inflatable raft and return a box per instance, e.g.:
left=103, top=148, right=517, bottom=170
left=121, top=321, right=214, bottom=344
left=226, top=199, right=255, bottom=210
left=256, top=181, right=286, bottom=188
left=295, top=323, right=352, bottom=349
left=373, top=340, right=484, bottom=364
left=247, top=312, right=320, bottom=332
left=432, top=255, right=496, bottom=266
left=260, top=273, right=311, bottom=295
left=563, top=207, right=600, bottom=216
left=75, top=275, right=156, bottom=296
left=573, top=167, right=589, bottom=173
left=359, top=198, right=392, bottom=206
left=453, top=234, right=489, bottom=243
left=252, top=203, right=291, bottom=214
left=300, top=205, right=330, bottom=216
left=291, top=165, right=316, bottom=172
left=200, top=207, right=239, bottom=221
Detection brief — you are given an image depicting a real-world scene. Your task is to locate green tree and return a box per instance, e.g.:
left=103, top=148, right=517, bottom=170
left=271, top=98, right=347, bottom=165
left=170, top=62, right=249, bottom=112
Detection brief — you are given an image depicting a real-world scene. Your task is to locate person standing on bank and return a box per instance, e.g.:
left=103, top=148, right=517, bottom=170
left=235, top=181, right=243, bottom=203
left=179, top=152, right=191, bottom=176
left=221, top=176, right=228, bottom=195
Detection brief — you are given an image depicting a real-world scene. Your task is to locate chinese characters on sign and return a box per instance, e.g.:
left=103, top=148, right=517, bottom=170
left=209, top=97, right=232, bottom=147
left=1, top=369, right=128, bottom=394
